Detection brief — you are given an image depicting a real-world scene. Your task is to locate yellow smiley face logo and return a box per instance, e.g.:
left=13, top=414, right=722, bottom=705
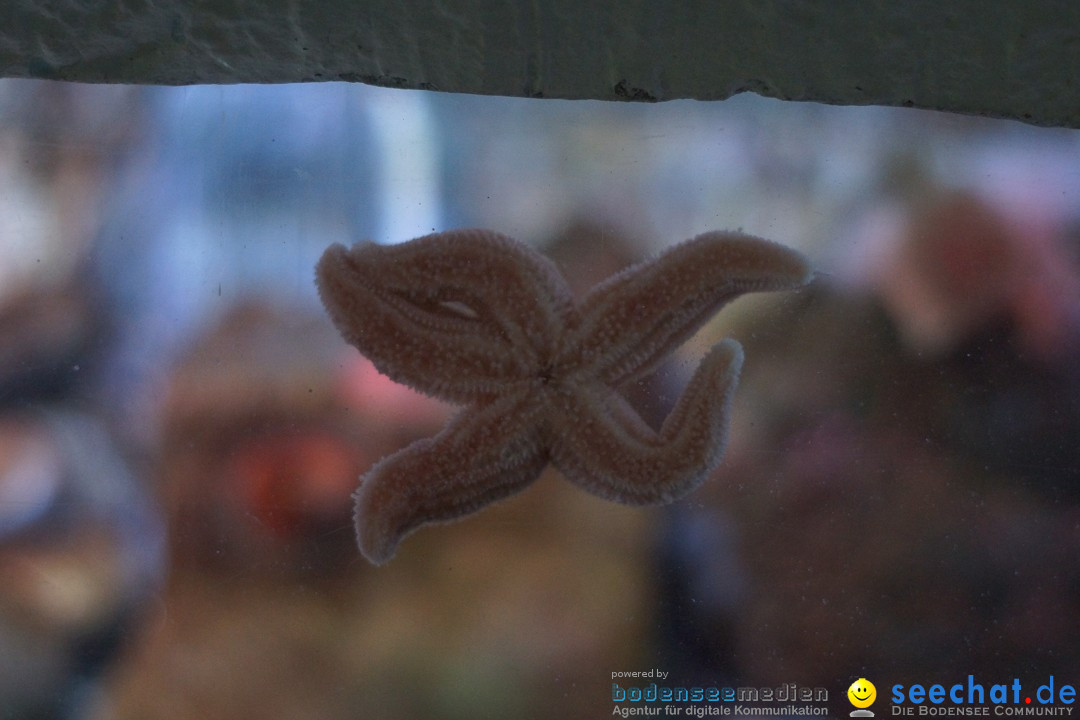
left=848, top=678, right=877, bottom=708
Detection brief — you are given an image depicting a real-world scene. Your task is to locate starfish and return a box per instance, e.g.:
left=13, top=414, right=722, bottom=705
left=316, top=229, right=811, bottom=564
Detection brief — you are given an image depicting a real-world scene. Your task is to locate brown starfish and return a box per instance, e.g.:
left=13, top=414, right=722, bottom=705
left=316, top=229, right=811, bottom=564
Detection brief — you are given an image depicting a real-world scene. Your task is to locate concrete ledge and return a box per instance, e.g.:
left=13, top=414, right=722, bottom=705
left=2, top=0, right=1078, bottom=128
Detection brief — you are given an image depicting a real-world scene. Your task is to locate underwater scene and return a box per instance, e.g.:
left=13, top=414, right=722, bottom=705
left=0, top=79, right=1078, bottom=719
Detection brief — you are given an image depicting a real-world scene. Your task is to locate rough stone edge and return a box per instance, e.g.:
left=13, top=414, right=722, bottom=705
left=1, top=0, right=1077, bottom=128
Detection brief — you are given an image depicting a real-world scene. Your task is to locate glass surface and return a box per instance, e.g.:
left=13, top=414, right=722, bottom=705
left=1, top=78, right=1078, bottom=719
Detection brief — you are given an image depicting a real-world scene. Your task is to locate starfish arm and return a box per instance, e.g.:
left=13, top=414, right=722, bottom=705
left=562, top=232, right=811, bottom=386
left=549, top=339, right=743, bottom=505
left=316, top=229, right=574, bottom=403
left=353, top=391, right=549, bottom=564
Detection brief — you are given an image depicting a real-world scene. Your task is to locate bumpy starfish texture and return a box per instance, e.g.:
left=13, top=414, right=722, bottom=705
left=316, top=229, right=812, bottom=564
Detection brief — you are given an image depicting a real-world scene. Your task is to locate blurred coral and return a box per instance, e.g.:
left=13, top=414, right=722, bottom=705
left=876, top=191, right=1080, bottom=362
left=158, top=302, right=423, bottom=570
left=692, top=270, right=1080, bottom=683
left=0, top=411, right=163, bottom=719
left=0, top=80, right=159, bottom=720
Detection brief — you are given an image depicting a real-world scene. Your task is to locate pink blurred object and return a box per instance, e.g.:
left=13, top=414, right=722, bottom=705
left=875, top=191, right=1080, bottom=362
left=335, top=352, right=451, bottom=428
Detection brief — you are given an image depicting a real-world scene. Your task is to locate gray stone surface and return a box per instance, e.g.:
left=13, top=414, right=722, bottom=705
left=1, top=0, right=1078, bottom=127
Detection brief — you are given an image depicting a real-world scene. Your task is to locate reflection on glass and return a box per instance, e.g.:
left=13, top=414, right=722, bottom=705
left=0, top=78, right=1078, bottom=719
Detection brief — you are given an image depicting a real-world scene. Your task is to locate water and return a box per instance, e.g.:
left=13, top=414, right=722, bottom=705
left=0, top=78, right=1077, bottom=719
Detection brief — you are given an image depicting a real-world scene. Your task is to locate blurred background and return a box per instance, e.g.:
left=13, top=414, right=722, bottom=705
left=0, top=78, right=1078, bottom=719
